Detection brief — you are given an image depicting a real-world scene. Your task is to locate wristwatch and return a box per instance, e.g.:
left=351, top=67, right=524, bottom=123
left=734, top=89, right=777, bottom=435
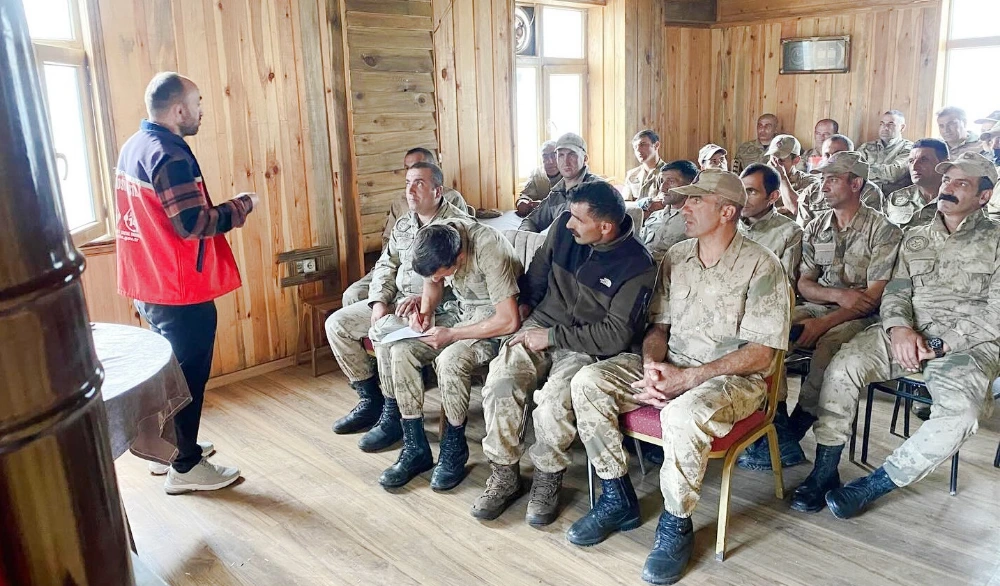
left=927, top=337, right=945, bottom=359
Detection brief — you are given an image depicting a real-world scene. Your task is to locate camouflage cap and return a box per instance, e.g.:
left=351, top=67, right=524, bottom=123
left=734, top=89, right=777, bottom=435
left=934, top=151, right=999, bottom=184
left=698, top=143, right=727, bottom=163
left=974, top=110, right=1000, bottom=124
left=981, top=126, right=1000, bottom=141
left=816, top=150, right=870, bottom=179
left=555, top=132, right=588, bottom=157
left=669, top=168, right=747, bottom=206
left=765, top=134, right=802, bottom=159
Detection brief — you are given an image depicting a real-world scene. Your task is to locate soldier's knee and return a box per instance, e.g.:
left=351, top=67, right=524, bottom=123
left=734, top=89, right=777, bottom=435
left=660, top=398, right=697, bottom=432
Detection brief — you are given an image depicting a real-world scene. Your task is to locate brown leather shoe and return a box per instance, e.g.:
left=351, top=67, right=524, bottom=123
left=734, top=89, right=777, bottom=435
left=525, top=470, right=564, bottom=526
left=471, top=461, right=522, bottom=520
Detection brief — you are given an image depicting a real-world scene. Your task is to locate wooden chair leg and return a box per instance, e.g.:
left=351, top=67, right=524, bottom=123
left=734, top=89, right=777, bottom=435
left=293, top=302, right=304, bottom=367
left=308, top=306, right=319, bottom=377
left=716, top=449, right=738, bottom=561
left=588, top=462, right=597, bottom=509
left=765, top=426, right=784, bottom=499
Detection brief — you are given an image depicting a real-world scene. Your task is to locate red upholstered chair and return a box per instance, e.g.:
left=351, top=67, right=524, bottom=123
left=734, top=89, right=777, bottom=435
left=587, top=347, right=786, bottom=561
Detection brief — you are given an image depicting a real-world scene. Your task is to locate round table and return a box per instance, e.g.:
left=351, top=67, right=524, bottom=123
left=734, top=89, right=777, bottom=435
left=92, top=323, right=191, bottom=463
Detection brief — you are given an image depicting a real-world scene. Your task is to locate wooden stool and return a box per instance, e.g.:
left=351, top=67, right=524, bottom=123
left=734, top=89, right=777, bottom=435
left=276, top=246, right=341, bottom=377
left=296, top=294, right=342, bottom=377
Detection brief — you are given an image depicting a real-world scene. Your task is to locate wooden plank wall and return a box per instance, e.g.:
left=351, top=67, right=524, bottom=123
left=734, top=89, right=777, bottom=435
left=91, top=0, right=356, bottom=377
left=431, top=0, right=516, bottom=210
left=710, top=4, right=943, bottom=159
left=345, top=0, right=444, bottom=252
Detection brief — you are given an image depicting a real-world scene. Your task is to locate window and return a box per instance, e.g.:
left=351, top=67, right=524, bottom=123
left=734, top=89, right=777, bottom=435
left=942, top=0, right=1000, bottom=130
left=514, top=5, right=588, bottom=180
left=24, top=0, right=110, bottom=245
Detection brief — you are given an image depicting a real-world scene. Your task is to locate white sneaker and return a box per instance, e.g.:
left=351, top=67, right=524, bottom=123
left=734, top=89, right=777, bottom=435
left=164, top=458, right=241, bottom=495
left=148, top=441, right=217, bottom=475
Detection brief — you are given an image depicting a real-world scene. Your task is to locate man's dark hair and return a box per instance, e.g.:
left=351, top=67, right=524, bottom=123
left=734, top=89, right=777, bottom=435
left=145, top=72, right=187, bottom=116
left=405, top=147, right=438, bottom=165
left=827, top=133, right=855, bottom=151
left=936, top=106, right=966, bottom=123
left=662, top=159, right=699, bottom=184
left=412, top=224, right=462, bottom=277
left=980, top=177, right=995, bottom=193
left=633, top=129, right=660, bottom=144
left=817, top=118, right=839, bottom=133
left=408, top=161, right=444, bottom=188
left=569, top=181, right=625, bottom=224
left=741, top=163, right=780, bottom=195
left=912, top=138, right=949, bottom=162
left=886, top=109, right=907, bottom=122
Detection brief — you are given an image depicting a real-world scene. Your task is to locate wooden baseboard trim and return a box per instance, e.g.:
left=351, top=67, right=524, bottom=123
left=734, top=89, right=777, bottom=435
left=207, top=347, right=336, bottom=390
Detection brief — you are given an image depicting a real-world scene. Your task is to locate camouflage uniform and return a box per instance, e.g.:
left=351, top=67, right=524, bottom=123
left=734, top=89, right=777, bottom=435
left=342, top=273, right=372, bottom=306
left=623, top=159, right=666, bottom=202
left=517, top=166, right=558, bottom=204
left=732, top=140, right=769, bottom=175
left=325, top=201, right=468, bottom=382
left=789, top=205, right=902, bottom=409
left=813, top=211, right=1000, bottom=487
left=947, top=132, right=987, bottom=158
left=859, top=138, right=913, bottom=195
left=518, top=167, right=601, bottom=233
left=796, top=147, right=822, bottom=174
left=376, top=219, right=522, bottom=422
left=382, top=187, right=470, bottom=247
left=884, top=184, right=938, bottom=229
left=640, top=206, right=688, bottom=264
left=739, top=207, right=803, bottom=287
left=572, top=233, right=790, bottom=517
left=795, top=180, right=884, bottom=227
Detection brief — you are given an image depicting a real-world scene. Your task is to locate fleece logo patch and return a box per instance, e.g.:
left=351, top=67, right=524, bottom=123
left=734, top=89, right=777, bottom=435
left=600, top=277, right=612, bottom=288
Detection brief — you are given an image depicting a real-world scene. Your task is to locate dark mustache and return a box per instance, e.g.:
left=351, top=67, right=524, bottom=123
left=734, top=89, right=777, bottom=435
left=939, top=194, right=959, bottom=203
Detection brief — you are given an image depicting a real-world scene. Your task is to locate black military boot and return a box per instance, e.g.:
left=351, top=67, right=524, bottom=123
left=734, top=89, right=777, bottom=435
left=357, top=397, right=402, bottom=452
left=737, top=401, right=807, bottom=471
left=826, top=466, right=897, bottom=519
left=786, top=403, right=818, bottom=442
left=789, top=443, right=843, bottom=513
left=641, top=511, right=694, bottom=585
left=566, top=475, right=641, bottom=546
left=332, top=377, right=383, bottom=434
left=430, top=419, right=469, bottom=492
left=379, top=417, right=434, bottom=489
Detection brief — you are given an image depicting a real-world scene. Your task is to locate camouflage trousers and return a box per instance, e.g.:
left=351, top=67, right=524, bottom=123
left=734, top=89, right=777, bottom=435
left=480, top=320, right=596, bottom=472
left=783, top=302, right=875, bottom=414
left=376, top=312, right=499, bottom=422
left=813, top=326, right=998, bottom=487
left=341, top=272, right=373, bottom=306
left=323, top=299, right=408, bottom=382
left=572, top=353, right=766, bottom=518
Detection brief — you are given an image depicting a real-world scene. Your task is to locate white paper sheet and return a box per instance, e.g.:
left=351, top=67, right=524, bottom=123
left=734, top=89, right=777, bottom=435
left=377, top=326, right=430, bottom=344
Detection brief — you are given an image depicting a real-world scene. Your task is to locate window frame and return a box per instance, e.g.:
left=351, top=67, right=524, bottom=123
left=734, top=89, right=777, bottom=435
left=515, top=3, right=589, bottom=182
left=941, top=1, right=1000, bottom=124
left=28, top=0, right=115, bottom=247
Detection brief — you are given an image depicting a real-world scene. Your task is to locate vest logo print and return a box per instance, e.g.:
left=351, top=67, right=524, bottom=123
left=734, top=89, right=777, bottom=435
left=119, top=208, right=140, bottom=243
left=600, top=277, right=612, bottom=288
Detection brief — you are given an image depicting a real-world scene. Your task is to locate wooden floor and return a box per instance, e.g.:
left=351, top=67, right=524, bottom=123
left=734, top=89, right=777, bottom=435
left=115, top=361, right=1000, bottom=586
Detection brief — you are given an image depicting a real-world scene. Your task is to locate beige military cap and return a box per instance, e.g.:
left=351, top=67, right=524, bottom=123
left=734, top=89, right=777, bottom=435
left=981, top=126, right=1000, bottom=141
left=555, top=132, right=588, bottom=158
left=816, top=150, right=870, bottom=179
left=698, top=143, right=727, bottom=163
left=765, top=134, right=802, bottom=159
left=935, top=151, right=999, bottom=184
left=974, top=110, right=1000, bottom=125
left=670, top=168, right=748, bottom=206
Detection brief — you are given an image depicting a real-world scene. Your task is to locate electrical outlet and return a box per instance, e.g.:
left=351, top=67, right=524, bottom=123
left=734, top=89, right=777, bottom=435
left=302, top=258, right=317, bottom=274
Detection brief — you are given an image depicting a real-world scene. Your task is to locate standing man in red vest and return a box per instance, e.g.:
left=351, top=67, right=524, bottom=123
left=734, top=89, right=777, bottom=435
left=115, top=72, right=258, bottom=494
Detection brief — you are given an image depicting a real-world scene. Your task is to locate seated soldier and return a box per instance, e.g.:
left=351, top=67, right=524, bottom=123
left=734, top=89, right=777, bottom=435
left=796, top=118, right=838, bottom=173
left=639, top=160, right=698, bottom=263
left=342, top=148, right=470, bottom=305
left=859, top=110, right=914, bottom=195
left=567, top=169, right=790, bottom=585
left=733, top=113, right=779, bottom=173
left=739, top=152, right=902, bottom=471
left=938, top=106, right=986, bottom=158
left=884, top=138, right=949, bottom=229
left=698, top=143, right=728, bottom=171
left=324, top=162, right=465, bottom=444
left=471, top=181, right=656, bottom=524
left=515, top=140, right=560, bottom=217
left=790, top=153, right=1000, bottom=519
left=795, top=135, right=883, bottom=226
left=738, top=163, right=803, bottom=288
left=766, top=134, right=820, bottom=218
left=374, top=220, right=522, bottom=490
left=519, top=133, right=600, bottom=233
left=624, top=130, right=666, bottom=203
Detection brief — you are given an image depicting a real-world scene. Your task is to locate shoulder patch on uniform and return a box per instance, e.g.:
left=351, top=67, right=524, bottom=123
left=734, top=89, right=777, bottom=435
left=904, top=235, right=929, bottom=251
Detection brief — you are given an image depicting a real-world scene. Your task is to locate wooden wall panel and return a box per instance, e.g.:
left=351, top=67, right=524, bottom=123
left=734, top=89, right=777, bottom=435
left=709, top=4, right=943, bottom=160
left=431, top=0, right=515, bottom=209
left=94, top=0, right=354, bottom=377
left=718, top=0, right=938, bottom=24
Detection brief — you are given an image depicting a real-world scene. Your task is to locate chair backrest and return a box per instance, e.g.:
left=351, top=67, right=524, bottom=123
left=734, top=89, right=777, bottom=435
left=276, top=245, right=338, bottom=288
left=503, top=229, right=547, bottom=273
